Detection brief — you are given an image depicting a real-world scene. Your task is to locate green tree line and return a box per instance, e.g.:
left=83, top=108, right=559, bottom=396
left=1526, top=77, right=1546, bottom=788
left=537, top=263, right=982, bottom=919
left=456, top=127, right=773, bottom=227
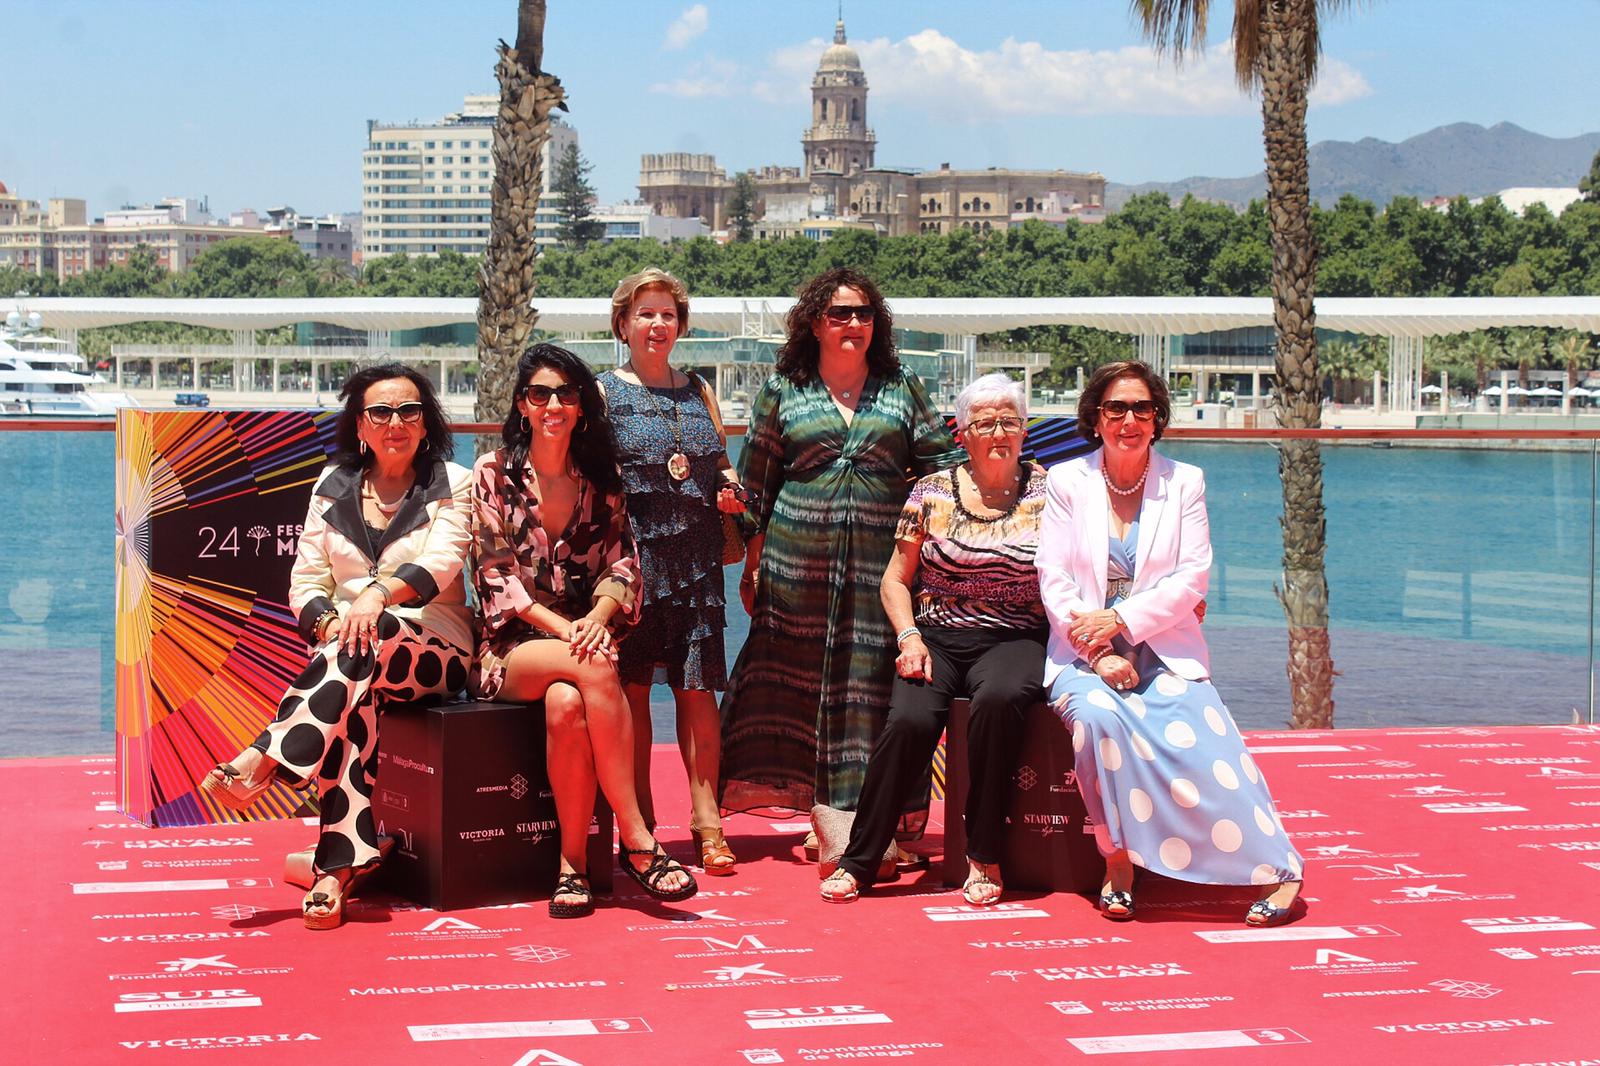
left=6, top=193, right=1597, bottom=382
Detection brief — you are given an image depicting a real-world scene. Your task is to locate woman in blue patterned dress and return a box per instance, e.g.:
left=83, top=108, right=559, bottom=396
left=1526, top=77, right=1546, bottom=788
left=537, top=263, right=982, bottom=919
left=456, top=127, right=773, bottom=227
left=1036, top=361, right=1305, bottom=926
left=598, top=268, right=747, bottom=875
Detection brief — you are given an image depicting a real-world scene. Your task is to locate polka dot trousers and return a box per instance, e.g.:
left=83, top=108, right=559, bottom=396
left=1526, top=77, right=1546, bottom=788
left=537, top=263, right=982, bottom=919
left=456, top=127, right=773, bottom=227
left=251, top=612, right=469, bottom=875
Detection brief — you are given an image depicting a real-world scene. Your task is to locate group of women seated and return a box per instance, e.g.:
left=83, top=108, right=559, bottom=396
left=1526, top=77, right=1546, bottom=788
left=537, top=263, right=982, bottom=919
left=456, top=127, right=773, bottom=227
left=198, top=265, right=1304, bottom=933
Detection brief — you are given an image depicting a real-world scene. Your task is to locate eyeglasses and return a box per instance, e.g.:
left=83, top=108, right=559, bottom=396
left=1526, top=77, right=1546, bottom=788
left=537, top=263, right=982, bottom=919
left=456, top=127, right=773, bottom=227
left=965, top=416, right=1027, bottom=436
left=362, top=402, right=425, bottom=426
left=1099, top=400, right=1158, bottom=422
left=523, top=383, right=582, bottom=406
left=823, top=305, right=874, bottom=324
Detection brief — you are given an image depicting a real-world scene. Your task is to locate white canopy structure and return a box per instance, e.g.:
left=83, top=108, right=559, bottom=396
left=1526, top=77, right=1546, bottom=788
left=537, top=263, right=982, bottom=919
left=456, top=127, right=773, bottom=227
left=18, top=294, right=1600, bottom=414
left=21, top=295, right=1600, bottom=337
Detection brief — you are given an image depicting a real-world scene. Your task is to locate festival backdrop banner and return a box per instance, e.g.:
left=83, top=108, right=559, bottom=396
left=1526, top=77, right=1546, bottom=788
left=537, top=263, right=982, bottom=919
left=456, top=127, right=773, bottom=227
left=115, top=409, right=338, bottom=827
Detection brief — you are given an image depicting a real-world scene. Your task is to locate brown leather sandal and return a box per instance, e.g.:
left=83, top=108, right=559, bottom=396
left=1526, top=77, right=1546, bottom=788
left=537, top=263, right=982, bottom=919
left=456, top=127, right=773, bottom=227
left=690, top=821, right=737, bottom=876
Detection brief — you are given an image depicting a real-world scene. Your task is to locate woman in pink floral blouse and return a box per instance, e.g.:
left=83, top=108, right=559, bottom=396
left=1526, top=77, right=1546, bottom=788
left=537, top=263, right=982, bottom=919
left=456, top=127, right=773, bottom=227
left=471, top=343, right=697, bottom=917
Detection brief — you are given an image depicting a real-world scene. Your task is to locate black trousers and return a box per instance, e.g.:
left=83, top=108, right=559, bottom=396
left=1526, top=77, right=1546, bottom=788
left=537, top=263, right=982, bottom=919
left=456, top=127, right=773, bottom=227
left=839, top=625, right=1046, bottom=886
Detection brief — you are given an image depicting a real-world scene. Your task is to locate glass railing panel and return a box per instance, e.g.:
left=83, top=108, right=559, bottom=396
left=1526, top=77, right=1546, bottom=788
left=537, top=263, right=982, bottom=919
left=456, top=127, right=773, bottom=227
left=1162, top=437, right=1595, bottom=730
left=0, top=425, right=117, bottom=756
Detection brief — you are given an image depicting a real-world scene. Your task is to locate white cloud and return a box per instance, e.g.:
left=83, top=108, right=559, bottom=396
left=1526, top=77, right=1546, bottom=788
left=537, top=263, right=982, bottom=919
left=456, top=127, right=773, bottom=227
left=664, top=4, right=709, bottom=51
left=648, top=56, right=740, bottom=98
left=656, top=29, right=1372, bottom=118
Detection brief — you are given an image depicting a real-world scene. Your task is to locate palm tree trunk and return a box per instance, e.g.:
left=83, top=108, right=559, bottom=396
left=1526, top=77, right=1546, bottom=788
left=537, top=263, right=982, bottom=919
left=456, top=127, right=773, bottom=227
left=475, top=0, right=565, bottom=445
left=1260, top=0, right=1334, bottom=729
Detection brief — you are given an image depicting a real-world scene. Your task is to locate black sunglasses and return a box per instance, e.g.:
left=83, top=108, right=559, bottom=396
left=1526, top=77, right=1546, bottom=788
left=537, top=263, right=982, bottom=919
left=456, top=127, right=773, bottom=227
left=362, top=401, right=425, bottom=425
left=823, top=305, right=874, bottom=324
left=523, top=383, right=582, bottom=406
left=1099, top=400, right=1158, bottom=422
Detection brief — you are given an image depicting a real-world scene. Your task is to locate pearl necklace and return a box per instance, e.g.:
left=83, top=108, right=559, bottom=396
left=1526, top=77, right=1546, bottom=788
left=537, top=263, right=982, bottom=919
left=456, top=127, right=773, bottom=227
left=1102, top=455, right=1150, bottom=497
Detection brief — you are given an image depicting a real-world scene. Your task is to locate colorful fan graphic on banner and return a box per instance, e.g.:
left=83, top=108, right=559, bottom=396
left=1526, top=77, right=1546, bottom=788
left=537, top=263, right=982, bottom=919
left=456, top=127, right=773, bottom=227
left=116, top=410, right=339, bottom=827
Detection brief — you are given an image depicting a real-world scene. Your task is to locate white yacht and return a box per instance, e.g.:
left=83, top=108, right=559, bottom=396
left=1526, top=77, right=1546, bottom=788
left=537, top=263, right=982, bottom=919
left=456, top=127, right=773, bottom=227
left=0, top=310, right=136, bottom=417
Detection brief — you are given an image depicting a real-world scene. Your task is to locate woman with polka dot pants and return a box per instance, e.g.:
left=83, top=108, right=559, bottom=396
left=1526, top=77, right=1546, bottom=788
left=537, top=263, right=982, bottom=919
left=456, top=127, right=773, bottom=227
left=199, top=364, right=474, bottom=930
left=1036, top=361, right=1304, bottom=926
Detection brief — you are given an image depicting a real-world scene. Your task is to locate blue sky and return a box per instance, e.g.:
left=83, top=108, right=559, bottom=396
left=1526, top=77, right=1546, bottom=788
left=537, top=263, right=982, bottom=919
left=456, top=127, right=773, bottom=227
left=4, top=0, right=1597, bottom=218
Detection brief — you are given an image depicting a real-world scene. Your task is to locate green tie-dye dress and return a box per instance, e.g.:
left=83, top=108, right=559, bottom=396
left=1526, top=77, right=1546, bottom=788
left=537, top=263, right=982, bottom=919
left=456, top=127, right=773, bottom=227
left=719, top=369, right=963, bottom=813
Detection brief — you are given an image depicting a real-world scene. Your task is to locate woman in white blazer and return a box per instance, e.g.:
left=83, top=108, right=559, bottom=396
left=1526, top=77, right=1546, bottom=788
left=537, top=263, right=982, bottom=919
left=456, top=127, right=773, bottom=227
left=199, top=363, right=473, bottom=929
left=1036, top=361, right=1304, bottom=926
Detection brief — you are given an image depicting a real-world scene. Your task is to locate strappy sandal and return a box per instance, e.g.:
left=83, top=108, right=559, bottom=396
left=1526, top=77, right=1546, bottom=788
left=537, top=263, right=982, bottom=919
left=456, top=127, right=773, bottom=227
left=820, top=867, right=860, bottom=904
left=548, top=871, right=594, bottom=919
left=803, top=830, right=820, bottom=862
left=1245, top=882, right=1302, bottom=927
left=690, top=821, right=737, bottom=876
left=199, top=753, right=276, bottom=812
left=619, top=840, right=698, bottom=902
left=1098, top=887, right=1135, bottom=921
left=962, top=863, right=1003, bottom=906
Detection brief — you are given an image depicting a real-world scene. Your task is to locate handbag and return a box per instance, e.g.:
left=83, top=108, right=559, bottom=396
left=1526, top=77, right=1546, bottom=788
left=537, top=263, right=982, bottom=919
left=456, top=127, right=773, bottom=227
left=687, top=371, right=748, bottom=567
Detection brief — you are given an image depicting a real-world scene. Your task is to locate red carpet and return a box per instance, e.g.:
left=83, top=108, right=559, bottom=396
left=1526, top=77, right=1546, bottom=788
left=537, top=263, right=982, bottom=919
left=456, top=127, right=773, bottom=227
left=11, top=725, right=1600, bottom=1065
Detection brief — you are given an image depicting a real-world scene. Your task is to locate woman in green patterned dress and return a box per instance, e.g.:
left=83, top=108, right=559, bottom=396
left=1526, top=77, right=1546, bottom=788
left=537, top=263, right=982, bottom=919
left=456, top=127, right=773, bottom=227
left=720, top=267, right=963, bottom=820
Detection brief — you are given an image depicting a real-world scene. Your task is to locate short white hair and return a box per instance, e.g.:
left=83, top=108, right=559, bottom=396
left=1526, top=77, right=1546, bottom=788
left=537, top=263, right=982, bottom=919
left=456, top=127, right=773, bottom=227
left=954, top=372, right=1028, bottom=429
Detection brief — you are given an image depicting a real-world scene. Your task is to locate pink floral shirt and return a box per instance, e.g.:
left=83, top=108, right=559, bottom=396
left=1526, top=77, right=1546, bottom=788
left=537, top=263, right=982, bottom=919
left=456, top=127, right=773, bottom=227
left=468, top=449, right=641, bottom=698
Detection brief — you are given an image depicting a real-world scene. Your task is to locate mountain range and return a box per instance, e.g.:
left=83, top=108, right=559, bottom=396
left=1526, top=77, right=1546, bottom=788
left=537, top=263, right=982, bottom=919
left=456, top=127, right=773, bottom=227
left=1105, top=122, right=1600, bottom=210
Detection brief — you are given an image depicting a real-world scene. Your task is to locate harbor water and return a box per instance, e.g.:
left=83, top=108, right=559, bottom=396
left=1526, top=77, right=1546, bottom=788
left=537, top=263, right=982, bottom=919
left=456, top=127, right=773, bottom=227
left=1, top=429, right=1593, bottom=757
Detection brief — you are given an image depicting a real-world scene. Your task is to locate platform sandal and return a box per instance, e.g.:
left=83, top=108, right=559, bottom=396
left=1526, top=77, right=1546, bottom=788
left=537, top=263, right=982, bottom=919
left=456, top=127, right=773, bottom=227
left=548, top=871, right=594, bottom=919
left=302, top=860, right=383, bottom=931
left=199, top=751, right=276, bottom=812
left=690, top=821, right=737, bottom=876
left=619, top=841, right=698, bottom=902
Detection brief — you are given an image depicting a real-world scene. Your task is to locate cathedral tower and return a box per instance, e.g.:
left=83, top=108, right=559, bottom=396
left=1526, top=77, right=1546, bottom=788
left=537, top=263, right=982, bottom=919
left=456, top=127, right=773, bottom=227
left=801, top=20, right=875, bottom=178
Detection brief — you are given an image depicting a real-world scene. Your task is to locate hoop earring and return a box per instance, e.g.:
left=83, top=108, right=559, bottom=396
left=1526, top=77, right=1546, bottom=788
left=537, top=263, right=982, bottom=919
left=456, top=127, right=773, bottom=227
left=359, top=440, right=369, bottom=456
left=576, top=415, right=588, bottom=432
left=519, top=415, right=530, bottom=434
left=420, top=439, right=430, bottom=452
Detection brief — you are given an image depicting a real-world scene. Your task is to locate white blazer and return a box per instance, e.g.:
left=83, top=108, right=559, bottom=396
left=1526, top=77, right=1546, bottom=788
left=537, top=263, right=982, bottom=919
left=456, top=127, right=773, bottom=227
left=288, top=459, right=475, bottom=652
left=1036, top=449, right=1212, bottom=687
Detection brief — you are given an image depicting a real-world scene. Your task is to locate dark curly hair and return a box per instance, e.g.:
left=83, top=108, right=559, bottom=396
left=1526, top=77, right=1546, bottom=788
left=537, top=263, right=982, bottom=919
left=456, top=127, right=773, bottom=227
left=500, top=343, right=621, bottom=496
left=773, top=267, right=900, bottom=385
left=334, top=362, right=454, bottom=469
left=1076, top=360, right=1172, bottom=445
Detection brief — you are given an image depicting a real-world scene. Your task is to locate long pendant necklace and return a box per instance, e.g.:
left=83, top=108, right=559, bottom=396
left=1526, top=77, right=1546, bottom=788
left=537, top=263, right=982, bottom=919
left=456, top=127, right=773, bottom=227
left=635, top=370, right=690, bottom=481
left=1103, top=454, right=1151, bottom=497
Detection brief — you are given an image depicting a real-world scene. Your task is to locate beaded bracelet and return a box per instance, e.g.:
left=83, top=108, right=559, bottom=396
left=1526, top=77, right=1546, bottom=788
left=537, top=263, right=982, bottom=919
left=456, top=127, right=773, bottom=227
left=312, top=609, right=338, bottom=641
left=895, top=626, right=921, bottom=646
left=1087, top=646, right=1113, bottom=669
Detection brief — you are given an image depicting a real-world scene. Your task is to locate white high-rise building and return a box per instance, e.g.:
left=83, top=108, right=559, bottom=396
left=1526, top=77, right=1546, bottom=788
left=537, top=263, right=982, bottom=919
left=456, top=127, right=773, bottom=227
left=361, top=95, right=578, bottom=260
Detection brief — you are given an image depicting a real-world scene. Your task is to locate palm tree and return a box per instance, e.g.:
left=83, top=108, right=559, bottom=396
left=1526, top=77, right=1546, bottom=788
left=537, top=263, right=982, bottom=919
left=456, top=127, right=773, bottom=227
left=1505, top=330, right=1544, bottom=394
left=475, top=0, right=567, bottom=440
left=1133, top=0, right=1350, bottom=728
left=1554, top=330, right=1593, bottom=390
left=1459, top=331, right=1500, bottom=395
